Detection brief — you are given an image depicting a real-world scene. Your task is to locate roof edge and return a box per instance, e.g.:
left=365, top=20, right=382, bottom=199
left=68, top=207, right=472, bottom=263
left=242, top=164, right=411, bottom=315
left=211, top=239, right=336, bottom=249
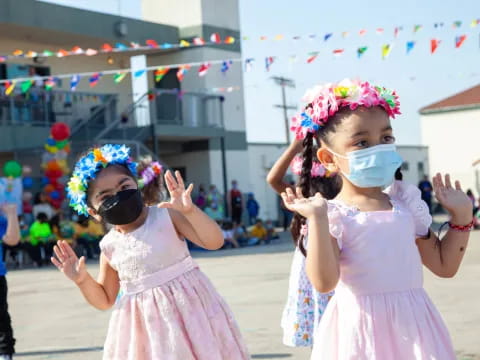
left=419, top=103, right=480, bottom=115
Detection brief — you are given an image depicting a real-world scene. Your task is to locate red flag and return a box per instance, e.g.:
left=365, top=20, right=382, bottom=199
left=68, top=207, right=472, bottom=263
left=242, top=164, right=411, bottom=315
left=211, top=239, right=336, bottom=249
left=102, top=43, right=113, bottom=52
left=146, top=39, right=159, bottom=48
left=193, top=37, right=205, bottom=46
left=71, top=46, right=83, bottom=54
left=198, top=63, right=211, bottom=76
left=431, top=39, right=441, bottom=54
left=359, top=29, right=367, bottom=36
left=333, top=49, right=345, bottom=56
left=376, top=28, right=384, bottom=35
left=176, top=65, right=191, bottom=82
left=306, top=52, right=319, bottom=63
left=56, top=49, right=69, bottom=57
left=455, top=35, right=467, bottom=48
left=210, top=33, right=221, bottom=44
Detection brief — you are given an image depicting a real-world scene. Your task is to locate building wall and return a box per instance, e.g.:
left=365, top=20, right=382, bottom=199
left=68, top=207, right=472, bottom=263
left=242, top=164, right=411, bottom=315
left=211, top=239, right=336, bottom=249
left=421, top=108, right=480, bottom=194
left=37, top=0, right=142, bottom=19
left=397, top=146, right=429, bottom=186
left=161, top=150, right=211, bottom=187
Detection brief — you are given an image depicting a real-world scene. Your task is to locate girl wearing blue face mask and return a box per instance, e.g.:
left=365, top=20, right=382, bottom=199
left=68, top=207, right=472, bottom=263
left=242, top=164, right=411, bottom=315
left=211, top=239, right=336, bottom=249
left=282, top=80, right=473, bottom=360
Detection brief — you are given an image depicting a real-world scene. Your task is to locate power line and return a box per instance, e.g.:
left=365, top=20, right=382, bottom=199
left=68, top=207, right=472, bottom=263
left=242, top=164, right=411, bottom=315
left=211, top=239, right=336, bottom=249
left=272, top=76, right=296, bottom=144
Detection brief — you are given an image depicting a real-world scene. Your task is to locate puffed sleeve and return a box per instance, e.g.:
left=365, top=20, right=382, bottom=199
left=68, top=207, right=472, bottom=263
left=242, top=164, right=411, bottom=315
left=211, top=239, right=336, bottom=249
left=386, top=181, right=432, bottom=237
left=327, top=202, right=344, bottom=249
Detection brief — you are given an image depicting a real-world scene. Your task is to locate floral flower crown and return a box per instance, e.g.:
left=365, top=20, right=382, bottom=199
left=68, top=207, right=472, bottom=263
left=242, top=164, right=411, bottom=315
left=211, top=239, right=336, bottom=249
left=138, top=161, right=163, bottom=188
left=290, top=79, right=401, bottom=140
left=67, top=144, right=137, bottom=215
left=290, top=156, right=333, bottom=178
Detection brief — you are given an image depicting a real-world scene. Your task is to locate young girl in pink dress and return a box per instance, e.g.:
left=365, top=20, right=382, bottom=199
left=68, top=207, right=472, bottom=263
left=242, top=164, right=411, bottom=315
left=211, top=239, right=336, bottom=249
left=51, top=145, right=249, bottom=360
left=282, top=79, right=473, bottom=359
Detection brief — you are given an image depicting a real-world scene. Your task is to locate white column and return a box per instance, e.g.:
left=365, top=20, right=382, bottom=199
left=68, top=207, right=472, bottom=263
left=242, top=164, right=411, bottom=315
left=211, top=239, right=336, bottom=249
left=130, top=55, right=150, bottom=126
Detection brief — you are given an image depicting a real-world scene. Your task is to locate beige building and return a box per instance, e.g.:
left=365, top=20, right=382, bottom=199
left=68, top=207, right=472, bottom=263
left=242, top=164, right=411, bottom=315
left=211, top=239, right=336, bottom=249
left=420, top=84, right=480, bottom=194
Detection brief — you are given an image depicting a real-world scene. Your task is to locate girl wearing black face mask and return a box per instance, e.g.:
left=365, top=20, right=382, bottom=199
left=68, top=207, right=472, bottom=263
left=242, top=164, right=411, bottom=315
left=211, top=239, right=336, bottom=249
left=51, top=145, right=249, bottom=360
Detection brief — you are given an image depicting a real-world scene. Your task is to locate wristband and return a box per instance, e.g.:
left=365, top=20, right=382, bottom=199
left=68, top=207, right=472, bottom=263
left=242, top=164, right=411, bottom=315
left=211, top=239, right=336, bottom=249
left=448, top=218, right=475, bottom=232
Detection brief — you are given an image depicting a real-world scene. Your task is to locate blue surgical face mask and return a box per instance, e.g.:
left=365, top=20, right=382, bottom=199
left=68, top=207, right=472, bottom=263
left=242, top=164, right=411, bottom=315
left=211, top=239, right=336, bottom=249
left=328, top=144, right=403, bottom=188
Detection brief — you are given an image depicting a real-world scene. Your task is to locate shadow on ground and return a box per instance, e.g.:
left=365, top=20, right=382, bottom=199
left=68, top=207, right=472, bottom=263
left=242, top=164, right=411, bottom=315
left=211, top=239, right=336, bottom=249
left=16, top=346, right=103, bottom=356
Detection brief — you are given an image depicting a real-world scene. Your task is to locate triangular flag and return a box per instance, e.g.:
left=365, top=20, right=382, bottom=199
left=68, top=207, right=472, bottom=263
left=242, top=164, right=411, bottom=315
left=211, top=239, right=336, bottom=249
left=115, top=43, right=128, bottom=50
left=324, top=33, right=333, bottom=41
left=45, top=77, right=56, bottom=90
left=274, top=34, right=284, bottom=41
left=376, top=28, right=384, bottom=35
left=453, top=21, right=462, bottom=29
left=289, top=55, right=298, bottom=63
left=161, top=43, right=173, bottom=49
left=146, top=39, right=159, bottom=48
left=0, top=56, right=6, bottom=63
left=70, top=75, right=80, bottom=91
left=406, top=41, right=415, bottom=54
left=394, top=27, right=402, bottom=38
left=101, top=43, right=113, bottom=52
left=413, top=25, right=422, bottom=33
left=221, top=60, right=233, bottom=74
left=155, top=68, right=169, bottom=82
left=113, top=72, right=127, bottom=83
left=85, top=48, right=98, bottom=56
left=89, top=72, right=102, bottom=87
left=306, top=52, right=319, bottom=63
left=333, top=49, right=344, bottom=56
left=134, top=70, right=146, bottom=78
left=180, top=40, right=191, bottom=47
left=5, top=81, right=15, bottom=96
left=342, top=31, right=349, bottom=38
left=245, top=58, right=255, bottom=72
left=26, top=51, right=37, bottom=58
left=308, top=34, right=316, bottom=39
left=431, top=39, right=441, bottom=54
left=193, top=37, right=206, bottom=46
left=357, top=46, right=368, bottom=58
left=21, top=80, right=33, bottom=93
left=224, top=36, right=235, bottom=44
left=210, top=33, right=221, bottom=44
left=292, top=36, right=301, bottom=40
left=42, top=50, right=54, bottom=57
left=71, top=46, right=83, bottom=54
left=12, top=50, right=23, bottom=56
left=242, top=36, right=249, bottom=41
left=56, top=49, right=69, bottom=57
left=176, top=66, right=190, bottom=82
left=470, top=19, right=480, bottom=28
left=381, top=44, right=392, bottom=59
left=359, top=29, right=367, bottom=36
left=130, top=42, right=141, bottom=48
left=265, top=56, right=275, bottom=71
left=455, top=35, right=467, bottom=48
left=198, top=63, right=211, bottom=76
left=260, top=36, right=268, bottom=41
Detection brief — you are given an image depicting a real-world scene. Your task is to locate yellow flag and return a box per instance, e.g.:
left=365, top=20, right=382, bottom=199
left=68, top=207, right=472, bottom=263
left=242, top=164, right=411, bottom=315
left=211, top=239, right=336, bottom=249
left=382, top=44, right=392, bottom=60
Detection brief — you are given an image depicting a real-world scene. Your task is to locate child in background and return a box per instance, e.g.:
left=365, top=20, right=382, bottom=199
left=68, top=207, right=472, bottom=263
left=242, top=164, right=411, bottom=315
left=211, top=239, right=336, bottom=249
left=27, top=212, right=54, bottom=267
left=221, top=221, right=240, bottom=248
left=265, top=220, right=278, bottom=241
left=73, top=216, right=104, bottom=259
left=204, top=201, right=225, bottom=221
left=52, top=144, right=249, bottom=359
left=250, top=219, right=268, bottom=244
left=50, top=211, right=75, bottom=246
left=195, top=185, right=207, bottom=210
left=0, top=204, right=20, bottom=360
left=246, top=193, right=260, bottom=225
left=282, top=79, right=471, bottom=359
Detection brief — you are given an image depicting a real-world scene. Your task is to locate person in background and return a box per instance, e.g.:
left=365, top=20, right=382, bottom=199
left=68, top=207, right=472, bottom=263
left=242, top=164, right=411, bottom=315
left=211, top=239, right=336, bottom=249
left=229, top=180, right=244, bottom=225
left=246, top=193, right=260, bottom=225
left=418, top=175, right=433, bottom=213
left=22, top=192, right=34, bottom=226
left=204, top=201, right=224, bottom=222
left=32, top=192, right=55, bottom=221
left=395, top=167, right=403, bottom=181
left=195, top=185, right=207, bottom=210
left=27, top=212, right=54, bottom=267
left=0, top=204, right=20, bottom=360
left=221, top=221, right=240, bottom=248
left=265, top=220, right=279, bottom=241
left=234, top=223, right=259, bottom=247
left=207, top=185, right=220, bottom=207
left=50, top=211, right=75, bottom=246
left=74, top=215, right=104, bottom=260
left=250, top=219, right=268, bottom=244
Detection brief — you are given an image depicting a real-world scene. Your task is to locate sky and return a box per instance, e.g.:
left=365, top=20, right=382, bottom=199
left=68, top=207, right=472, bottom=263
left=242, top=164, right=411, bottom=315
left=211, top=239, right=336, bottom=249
left=238, top=0, right=480, bottom=145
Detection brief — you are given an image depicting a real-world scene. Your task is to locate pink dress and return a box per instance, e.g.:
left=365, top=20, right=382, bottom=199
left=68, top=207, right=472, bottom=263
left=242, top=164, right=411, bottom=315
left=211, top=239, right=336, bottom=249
left=99, top=207, right=249, bottom=360
left=311, top=181, right=456, bottom=360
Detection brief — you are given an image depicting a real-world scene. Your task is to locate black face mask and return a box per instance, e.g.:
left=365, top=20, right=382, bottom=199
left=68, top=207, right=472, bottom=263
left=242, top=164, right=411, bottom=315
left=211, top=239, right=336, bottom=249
left=98, top=189, right=144, bottom=225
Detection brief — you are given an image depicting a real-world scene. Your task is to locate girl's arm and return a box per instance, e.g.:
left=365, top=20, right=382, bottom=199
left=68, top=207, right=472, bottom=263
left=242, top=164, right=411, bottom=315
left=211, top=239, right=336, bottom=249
left=169, top=208, right=224, bottom=250
left=282, top=188, right=340, bottom=293
left=1, top=204, right=20, bottom=246
left=52, top=241, right=119, bottom=310
left=416, top=174, right=472, bottom=278
left=267, top=139, right=303, bottom=194
left=159, top=170, right=224, bottom=250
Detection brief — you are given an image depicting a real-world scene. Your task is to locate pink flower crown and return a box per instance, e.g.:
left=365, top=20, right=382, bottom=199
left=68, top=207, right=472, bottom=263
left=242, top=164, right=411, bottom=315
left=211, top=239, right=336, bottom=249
left=291, top=79, right=401, bottom=140
left=290, top=156, right=333, bottom=178
left=138, top=161, right=163, bottom=188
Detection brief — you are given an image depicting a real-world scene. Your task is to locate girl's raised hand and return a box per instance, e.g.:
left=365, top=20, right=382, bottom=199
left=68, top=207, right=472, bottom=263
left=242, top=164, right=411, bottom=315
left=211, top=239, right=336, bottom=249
left=433, top=173, right=473, bottom=224
left=158, top=170, right=194, bottom=214
left=51, top=240, right=87, bottom=284
left=281, top=187, right=328, bottom=219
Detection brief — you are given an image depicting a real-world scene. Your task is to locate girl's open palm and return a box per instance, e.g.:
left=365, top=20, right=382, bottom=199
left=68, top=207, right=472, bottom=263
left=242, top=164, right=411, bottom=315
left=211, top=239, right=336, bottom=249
left=281, top=187, right=328, bottom=219
left=51, top=240, right=87, bottom=284
left=158, top=170, right=194, bottom=214
left=433, top=173, right=472, bottom=219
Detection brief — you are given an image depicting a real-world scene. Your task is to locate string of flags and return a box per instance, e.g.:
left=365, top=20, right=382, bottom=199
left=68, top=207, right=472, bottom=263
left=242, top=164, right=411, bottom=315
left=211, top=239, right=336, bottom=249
left=1, top=17, right=479, bottom=62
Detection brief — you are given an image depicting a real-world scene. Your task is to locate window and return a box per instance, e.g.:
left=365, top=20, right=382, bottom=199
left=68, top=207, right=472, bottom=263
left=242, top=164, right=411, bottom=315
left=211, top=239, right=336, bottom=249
left=401, top=162, right=409, bottom=171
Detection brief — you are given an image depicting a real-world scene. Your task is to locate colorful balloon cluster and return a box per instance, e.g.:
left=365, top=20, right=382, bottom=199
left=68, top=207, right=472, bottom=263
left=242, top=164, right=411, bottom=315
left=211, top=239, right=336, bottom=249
left=41, top=122, right=71, bottom=209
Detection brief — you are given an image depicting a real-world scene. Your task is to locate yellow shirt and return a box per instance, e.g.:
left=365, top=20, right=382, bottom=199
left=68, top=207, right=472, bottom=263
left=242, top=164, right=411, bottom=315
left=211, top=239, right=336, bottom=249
left=250, top=225, right=267, bottom=239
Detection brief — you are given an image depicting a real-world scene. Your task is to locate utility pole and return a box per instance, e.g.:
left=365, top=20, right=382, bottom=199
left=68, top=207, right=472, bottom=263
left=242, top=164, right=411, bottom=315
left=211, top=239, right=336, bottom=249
left=272, top=76, right=296, bottom=144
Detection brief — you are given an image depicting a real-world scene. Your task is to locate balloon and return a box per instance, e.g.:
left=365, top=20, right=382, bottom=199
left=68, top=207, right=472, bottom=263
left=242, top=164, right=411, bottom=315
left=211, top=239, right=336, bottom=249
left=22, top=191, right=33, bottom=202
left=46, top=160, right=61, bottom=172
left=41, top=176, right=50, bottom=186
left=56, top=140, right=69, bottom=149
left=44, top=184, right=55, bottom=193
left=22, top=177, right=34, bottom=189
left=46, top=137, right=56, bottom=146
left=50, top=190, right=60, bottom=200
left=63, top=144, right=71, bottom=154
left=41, top=152, right=54, bottom=164
left=51, top=122, right=70, bottom=141
left=45, top=169, right=63, bottom=179
left=3, top=161, right=22, bottom=178
left=56, top=150, right=68, bottom=160
left=22, top=165, right=32, bottom=175
left=50, top=199, right=63, bottom=209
